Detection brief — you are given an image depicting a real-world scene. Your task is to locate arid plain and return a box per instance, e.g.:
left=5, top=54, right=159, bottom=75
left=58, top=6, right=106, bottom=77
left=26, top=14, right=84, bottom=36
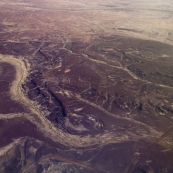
left=0, top=0, right=173, bottom=173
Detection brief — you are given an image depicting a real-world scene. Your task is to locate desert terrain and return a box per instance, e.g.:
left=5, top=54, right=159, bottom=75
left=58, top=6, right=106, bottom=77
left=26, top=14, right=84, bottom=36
left=0, top=0, right=173, bottom=173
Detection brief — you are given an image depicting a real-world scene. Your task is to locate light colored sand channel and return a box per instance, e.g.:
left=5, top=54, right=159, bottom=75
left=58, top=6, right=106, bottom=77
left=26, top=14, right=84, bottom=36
left=0, top=54, right=172, bottom=149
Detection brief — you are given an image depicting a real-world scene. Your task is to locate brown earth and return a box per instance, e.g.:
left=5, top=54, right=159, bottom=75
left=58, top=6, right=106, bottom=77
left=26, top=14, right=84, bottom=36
left=0, top=0, right=173, bottom=173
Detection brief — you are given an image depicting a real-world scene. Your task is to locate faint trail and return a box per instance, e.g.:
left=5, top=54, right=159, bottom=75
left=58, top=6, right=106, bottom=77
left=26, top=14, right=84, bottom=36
left=23, top=155, right=109, bottom=173
left=82, top=53, right=173, bottom=90
left=54, top=40, right=173, bottom=90
left=32, top=41, right=45, bottom=57
left=126, top=126, right=173, bottom=173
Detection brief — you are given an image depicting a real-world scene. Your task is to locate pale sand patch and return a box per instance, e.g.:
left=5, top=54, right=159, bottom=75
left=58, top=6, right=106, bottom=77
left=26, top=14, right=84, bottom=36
left=64, top=68, right=71, bottom=73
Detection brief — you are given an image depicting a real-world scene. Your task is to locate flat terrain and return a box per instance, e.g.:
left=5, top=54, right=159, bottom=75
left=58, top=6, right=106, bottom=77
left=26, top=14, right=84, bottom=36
left=0, top=0, right=173, bottom=173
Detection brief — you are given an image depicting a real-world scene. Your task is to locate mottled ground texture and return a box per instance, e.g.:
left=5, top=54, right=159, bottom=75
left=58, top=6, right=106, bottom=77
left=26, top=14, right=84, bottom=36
left=0, top=0, right=173, bottom=173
